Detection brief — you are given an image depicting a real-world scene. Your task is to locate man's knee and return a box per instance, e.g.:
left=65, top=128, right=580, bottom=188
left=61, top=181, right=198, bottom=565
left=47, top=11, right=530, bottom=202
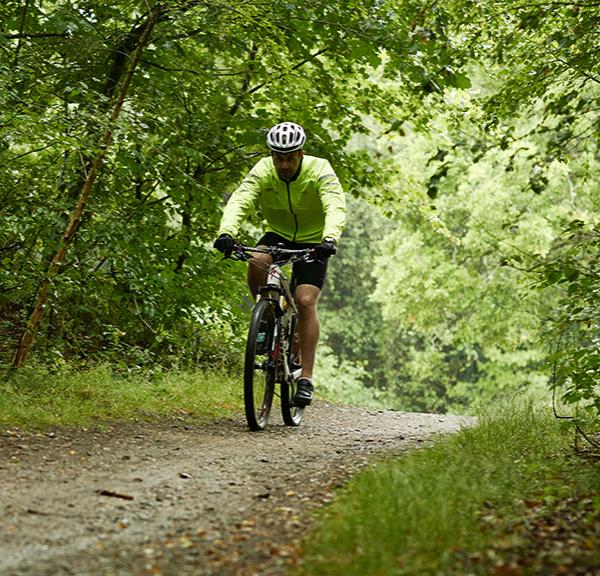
left=295, top=287, right=320, bottom=312
left=250, top=251, right=271, bottom=267
left=247, top=253, right=271, bottom=277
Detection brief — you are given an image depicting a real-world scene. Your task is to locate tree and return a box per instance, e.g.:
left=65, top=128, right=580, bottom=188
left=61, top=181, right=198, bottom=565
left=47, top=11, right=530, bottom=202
left=360, top=1, right=600, bottom=412
left=0, top=0, right=448, bottom=367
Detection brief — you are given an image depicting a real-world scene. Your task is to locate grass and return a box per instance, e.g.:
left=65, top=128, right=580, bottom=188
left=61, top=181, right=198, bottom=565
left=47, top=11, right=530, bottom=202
left=0, top=363, right=244, bottom=429
left=297, top=404, right=600, bottom=575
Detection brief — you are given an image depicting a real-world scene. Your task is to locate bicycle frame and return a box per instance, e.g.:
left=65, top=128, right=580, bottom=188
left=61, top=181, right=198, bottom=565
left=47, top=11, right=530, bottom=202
left=231, top=245, right=313, bottom=377
left=260, top=262, right=297, bottom=315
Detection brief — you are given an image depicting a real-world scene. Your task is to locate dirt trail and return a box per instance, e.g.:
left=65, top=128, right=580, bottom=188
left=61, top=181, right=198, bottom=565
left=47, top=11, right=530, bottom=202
left=0, top=402, right=474, bottom=576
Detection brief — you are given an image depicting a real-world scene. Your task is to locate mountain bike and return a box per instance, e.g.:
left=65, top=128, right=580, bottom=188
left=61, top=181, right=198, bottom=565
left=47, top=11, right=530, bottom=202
left=228, top=244, right=315, bottom=431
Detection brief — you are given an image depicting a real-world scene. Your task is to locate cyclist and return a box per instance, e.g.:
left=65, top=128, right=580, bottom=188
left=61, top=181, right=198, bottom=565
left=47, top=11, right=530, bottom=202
left=213, top=121, right=346, bottom=407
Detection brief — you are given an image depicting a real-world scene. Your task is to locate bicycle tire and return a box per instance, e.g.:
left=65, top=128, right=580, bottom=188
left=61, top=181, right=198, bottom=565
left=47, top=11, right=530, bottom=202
left=281, top=314, right=304, bottom=426
left=244, top=298, right=277, bottom=431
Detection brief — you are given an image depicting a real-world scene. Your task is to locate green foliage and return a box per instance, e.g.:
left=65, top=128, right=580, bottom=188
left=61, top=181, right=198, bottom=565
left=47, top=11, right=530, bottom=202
left=534, top=221, right=600, bottom=417
left=298, top=405, right=600, bottom=575
left=391, top=0, right=600, bottom=414
left=360, top=95, right=570, bottom=411
left=344, top=0, right=600, bottom=412
left=319, top=83, right=597, bottom=413
left=412, top=1, right=600, bottom=416
left=314, top=344, right=384, bottom=408
left=0, top=0, right=424, bottom=366
left=318, top=196, right=399, bottom=400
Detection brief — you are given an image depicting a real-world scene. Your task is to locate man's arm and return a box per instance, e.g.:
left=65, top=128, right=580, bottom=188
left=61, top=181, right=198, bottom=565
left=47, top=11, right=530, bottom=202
left=217, top=159, right=267, bottom=237
left=317, top=160, right=347, bottom=242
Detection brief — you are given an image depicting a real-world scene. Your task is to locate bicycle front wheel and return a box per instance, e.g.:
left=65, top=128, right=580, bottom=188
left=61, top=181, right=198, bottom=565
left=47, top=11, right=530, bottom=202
left=244, top=298, right=277, bottom=431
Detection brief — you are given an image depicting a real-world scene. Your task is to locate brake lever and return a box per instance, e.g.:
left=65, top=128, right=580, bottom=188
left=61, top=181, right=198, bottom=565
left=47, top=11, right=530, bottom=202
left=234, top=247, right=253, bottom=261
left=303, top=250, right=318, bottom=264
left=221, top=246, right=245, bottom=261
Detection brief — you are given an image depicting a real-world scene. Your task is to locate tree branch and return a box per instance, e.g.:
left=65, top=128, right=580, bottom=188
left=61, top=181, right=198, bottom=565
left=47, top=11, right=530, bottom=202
left=246, top=47, right=330, bottom=96
left=4, top=32, right=70, bottom=39
left=13, top=0, right=31, bottom=67
left=228, top=43, right=258, bottom=117
left=103, top=5, right=169, bottom=98
left=139, top=58, right=246, bottom=77
left=0, top=142, right=61, bottom=167
left=551, top=54, right=600, bottom=85
left=514, top=1, right=600, bottom=7
left=13, top=3, right=163, bottom=369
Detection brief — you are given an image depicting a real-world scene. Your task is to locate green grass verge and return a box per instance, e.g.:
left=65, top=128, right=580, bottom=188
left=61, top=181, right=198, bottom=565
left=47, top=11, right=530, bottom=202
left=0, top=363, right=243, bottom=429
left=298, top=404, right=600, bottom=575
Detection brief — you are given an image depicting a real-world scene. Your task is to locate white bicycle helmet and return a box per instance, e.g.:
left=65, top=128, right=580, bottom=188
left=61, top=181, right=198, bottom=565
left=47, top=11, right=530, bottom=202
left=266, top=122, right=306, bottom=153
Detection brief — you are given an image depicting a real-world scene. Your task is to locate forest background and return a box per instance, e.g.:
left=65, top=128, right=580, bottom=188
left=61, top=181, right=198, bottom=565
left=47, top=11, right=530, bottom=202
left=1, top=0, right=598, bottom=419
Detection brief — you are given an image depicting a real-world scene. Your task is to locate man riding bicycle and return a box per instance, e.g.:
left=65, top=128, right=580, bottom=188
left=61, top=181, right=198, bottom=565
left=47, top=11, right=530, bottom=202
left=213, top=122, right=346, bottom=407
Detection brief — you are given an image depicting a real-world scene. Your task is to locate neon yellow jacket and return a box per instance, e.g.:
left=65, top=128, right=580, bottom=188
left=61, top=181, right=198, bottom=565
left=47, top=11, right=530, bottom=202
left=218, top=155, right=346, bottom=243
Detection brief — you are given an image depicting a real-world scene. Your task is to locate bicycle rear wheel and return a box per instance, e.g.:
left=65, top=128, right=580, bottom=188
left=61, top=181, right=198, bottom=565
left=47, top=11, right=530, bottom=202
left=244, top=298, right=277, bottom=431
left=281, top=315, right=304, bottom=426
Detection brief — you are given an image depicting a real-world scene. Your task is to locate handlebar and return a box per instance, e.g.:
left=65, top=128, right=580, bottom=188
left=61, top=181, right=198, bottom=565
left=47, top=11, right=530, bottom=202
left=227, top=244, right=316, bottom=264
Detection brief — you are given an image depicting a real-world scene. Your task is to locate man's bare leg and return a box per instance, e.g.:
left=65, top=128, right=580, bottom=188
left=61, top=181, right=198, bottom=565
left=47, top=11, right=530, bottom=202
left=294, top=284, right=321, bottom=380
left=247, top=249, right=272, bottom=299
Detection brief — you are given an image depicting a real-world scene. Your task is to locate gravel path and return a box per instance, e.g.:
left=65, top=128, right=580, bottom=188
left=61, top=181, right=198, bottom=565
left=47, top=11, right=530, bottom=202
left=0, top=401, right=475, bottom=576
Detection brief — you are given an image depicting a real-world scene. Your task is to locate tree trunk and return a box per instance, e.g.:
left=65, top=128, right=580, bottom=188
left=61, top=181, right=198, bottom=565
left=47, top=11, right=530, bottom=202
left=13, top=5, right=163, bottom=369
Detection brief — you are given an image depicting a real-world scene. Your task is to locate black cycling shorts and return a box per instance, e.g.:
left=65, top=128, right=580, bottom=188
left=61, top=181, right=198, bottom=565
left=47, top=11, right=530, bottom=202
left=256, top=232, right=328, bottom=290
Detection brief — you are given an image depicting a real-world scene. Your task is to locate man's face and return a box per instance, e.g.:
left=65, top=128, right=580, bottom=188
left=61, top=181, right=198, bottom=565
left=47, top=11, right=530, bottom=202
left=271, top=150, right=303, bottom=182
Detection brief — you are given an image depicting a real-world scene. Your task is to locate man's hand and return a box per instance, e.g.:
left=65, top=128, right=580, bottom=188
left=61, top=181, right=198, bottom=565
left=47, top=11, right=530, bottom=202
left=213, top=233, right=235, bottom=255
left=315, top=238, right=337, bottom=259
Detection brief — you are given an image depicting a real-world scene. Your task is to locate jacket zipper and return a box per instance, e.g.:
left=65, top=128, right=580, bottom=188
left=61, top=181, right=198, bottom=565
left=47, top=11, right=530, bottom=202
left=286, top=182, right=299, bottom=241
